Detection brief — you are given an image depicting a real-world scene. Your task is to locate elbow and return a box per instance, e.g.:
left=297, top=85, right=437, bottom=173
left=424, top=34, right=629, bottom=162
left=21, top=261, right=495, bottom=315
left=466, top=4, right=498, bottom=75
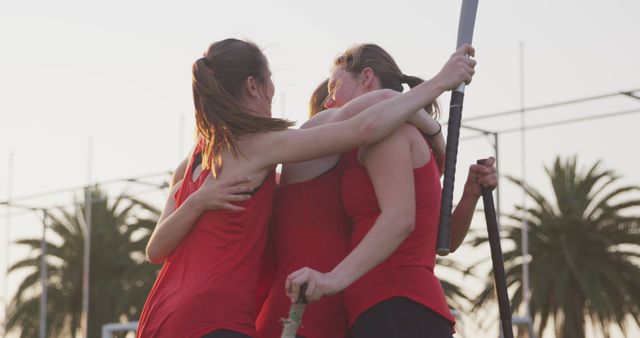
left=392, top=211, right=415, bottom=237
left=147, top=254, right=165, bottom=265
left=400, top=218, right=415, bottom=237
left=378, top=210, right=415, bottom=240
left=146, top=245, right=165, bottom=264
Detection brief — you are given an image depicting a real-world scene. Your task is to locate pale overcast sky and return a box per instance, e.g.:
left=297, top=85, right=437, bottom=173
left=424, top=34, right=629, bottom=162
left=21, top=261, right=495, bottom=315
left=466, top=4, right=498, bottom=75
left=1, top=0, right=639, bottom=336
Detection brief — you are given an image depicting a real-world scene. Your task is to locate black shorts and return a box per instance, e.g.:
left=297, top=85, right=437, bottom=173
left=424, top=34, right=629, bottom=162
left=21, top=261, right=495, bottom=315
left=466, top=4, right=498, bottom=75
left=201, top=329, right=251, bottom=338
left=351, top=297, right=454, bottom=338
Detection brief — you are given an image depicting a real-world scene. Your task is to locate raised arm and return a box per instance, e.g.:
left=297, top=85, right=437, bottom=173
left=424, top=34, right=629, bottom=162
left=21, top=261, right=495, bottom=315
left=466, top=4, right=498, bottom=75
left=286, top=126, right=416, bottom=302
left=300, top=88, right=397, bottom=129
left=309, top=88, right=442, bottom=140
left=280, top=89, right=412, bottom=183
left=321, top=95, right=445, bottom=167
left=258, top=44, right=475, bottom=168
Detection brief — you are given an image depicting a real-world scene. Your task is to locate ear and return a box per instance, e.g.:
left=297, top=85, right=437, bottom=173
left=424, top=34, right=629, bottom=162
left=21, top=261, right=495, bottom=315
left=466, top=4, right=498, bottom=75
left=244, top=76, right=261, bottom=98
left=324, top=96, right=334, bottom=109
left=360, top=67, right=375, bottom=89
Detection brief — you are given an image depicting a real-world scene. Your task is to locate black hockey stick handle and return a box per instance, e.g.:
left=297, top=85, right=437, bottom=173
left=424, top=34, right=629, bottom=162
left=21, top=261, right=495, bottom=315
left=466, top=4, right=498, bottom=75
left=436, top=91, right=464, bottom=256
left=436, top=0, right=479, bottom=256
left=478, top=159, right=514, bottom=338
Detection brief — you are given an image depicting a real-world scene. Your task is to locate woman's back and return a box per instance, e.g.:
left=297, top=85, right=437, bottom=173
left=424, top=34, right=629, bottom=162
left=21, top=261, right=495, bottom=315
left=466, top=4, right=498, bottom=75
left=137, top=144, right=277, bottom=338
left=256, top=156, right=351, bottom=338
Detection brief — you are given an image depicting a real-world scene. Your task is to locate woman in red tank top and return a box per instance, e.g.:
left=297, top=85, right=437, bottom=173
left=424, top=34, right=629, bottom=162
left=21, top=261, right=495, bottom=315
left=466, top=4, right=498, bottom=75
left=137, top=39, right=478, bottom=338
left=254, top=80, right=352, bottom=338
left=286, top=44, right=496, bottom=338
left=255, top=76, right=451, bottom=338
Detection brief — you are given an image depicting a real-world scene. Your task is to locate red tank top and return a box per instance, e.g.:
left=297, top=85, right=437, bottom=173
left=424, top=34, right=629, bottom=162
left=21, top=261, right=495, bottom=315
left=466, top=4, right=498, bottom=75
left=340, top=149, right=455, bottom=328
left=137, top=143, right=277, bottom=338
left=255, top=157, right=351, bottom=338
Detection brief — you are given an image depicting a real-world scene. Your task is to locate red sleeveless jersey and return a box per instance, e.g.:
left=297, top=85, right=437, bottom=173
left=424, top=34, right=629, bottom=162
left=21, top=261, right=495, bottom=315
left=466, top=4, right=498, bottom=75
left=137, top=144, right=277, bottom=338
left=340, top=149, right=455, bottom=328
left=255, top=158, right=351, bottom=338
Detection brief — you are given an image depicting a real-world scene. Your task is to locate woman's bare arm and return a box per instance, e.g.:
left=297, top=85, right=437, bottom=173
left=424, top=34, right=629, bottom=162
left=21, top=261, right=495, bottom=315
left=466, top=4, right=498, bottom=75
left=145, top=174, right=253, bottom=263
left=258, top=44, right=475, bottom=169
left=286, top=127, right=416, bottom=302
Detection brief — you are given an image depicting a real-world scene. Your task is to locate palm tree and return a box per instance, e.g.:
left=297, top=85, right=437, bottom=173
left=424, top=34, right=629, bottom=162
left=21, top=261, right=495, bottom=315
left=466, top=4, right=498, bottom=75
left=436, top=256, right=480, bottom=337
left=437, top=257, right=475, bottom=312
left=6, top=186, right=161, bottom=338
left=470, top=156, right=640, bottom=338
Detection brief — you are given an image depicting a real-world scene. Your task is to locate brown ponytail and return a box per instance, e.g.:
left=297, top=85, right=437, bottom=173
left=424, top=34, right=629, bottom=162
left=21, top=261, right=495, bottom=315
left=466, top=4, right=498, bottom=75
left=400, top=74, right=440, bottom=116
left=192, top=38, right=294, bottom=171
left=335, top=44, right=439, bottom=118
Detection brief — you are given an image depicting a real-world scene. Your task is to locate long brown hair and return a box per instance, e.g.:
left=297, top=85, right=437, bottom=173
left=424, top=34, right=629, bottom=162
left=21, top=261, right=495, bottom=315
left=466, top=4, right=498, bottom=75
left=192, top=38, right=294, bottom=170
left=334, top=43, right=439, bottom=118
left=308, top=78, right=329, bottom=117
